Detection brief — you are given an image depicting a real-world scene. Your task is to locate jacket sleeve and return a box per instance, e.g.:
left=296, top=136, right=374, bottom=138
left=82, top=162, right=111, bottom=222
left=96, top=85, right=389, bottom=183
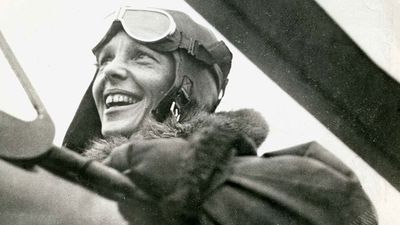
left=199, top=142, right=377, bottom=225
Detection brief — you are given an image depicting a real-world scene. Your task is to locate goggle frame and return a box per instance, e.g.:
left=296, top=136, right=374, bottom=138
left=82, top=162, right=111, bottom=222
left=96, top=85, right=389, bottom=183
left=116, top=7, right=177, bottom=43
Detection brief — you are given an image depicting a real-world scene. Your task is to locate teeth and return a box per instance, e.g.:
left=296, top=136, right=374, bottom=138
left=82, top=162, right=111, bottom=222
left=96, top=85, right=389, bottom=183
left=105, top=94, right=136, bottom=108
left=106, top=95, right=112, bottom=104
left=113, top=95, right=119, bottom=102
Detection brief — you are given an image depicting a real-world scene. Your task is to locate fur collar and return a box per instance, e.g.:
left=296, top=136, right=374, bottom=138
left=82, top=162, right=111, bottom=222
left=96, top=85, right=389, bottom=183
left=83, top=109, right=268, bottom=161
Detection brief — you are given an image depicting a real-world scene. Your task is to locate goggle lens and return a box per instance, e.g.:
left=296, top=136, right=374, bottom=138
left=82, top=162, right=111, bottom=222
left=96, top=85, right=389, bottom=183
left=119, top=9, right=175, bottom=43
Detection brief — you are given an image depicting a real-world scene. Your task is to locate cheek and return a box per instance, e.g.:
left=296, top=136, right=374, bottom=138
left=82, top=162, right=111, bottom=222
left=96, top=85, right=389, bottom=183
left=141, top=65, right=174, bottom=101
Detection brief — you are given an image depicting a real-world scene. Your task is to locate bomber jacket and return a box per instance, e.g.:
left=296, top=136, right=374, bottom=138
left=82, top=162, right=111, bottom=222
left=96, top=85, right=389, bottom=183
left=64, top=106, right=377, bottom=225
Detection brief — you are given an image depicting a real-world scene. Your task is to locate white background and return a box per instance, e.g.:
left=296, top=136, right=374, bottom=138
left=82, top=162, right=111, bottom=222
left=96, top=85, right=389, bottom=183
left=1, top=0, right=399, bottom=224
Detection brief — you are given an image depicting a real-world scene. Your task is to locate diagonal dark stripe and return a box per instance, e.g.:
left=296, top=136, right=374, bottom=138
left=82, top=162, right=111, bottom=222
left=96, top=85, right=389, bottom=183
left=185, top=0, right=400, bottom=190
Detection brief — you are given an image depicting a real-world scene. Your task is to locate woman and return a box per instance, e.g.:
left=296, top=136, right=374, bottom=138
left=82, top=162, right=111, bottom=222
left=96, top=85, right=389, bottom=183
left=62, top=7, right=377, bottom=225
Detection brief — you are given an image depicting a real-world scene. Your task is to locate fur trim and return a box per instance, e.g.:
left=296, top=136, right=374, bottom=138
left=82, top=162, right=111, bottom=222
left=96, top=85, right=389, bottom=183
left=83, top=108, right=268, bottom=160
left=82, top=136, right=128, bottom=161
left=132, top=109, right=268, bottom=147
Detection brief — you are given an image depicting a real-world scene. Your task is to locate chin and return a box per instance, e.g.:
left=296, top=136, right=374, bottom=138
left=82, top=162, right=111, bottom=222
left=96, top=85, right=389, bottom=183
left=101, top=116, right=144, bottom=138
left=101, top=100, right=153, bottom=137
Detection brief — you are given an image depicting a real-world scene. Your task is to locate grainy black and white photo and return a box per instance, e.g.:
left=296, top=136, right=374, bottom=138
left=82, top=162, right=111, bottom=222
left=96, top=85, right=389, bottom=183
left=0, top=0, right=399, bottom=224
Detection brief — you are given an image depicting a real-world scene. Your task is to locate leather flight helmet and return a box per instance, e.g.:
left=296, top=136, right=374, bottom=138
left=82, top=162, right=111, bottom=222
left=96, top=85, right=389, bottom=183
left=63, top=7, right=232, bottom=152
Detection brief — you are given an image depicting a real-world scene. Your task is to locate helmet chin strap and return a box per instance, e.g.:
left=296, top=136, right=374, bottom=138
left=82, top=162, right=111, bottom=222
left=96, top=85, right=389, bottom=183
left=152, top=50, right=192, bottom=122
left=169, top=78, right=192, bottom=122
left=152, top=75, right=193, bottom=122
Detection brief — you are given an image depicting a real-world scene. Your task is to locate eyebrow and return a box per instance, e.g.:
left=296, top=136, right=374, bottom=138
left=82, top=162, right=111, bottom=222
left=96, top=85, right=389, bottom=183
left=96, top=41, right=163, bottom=64
left=133, top=44, right=162, bottom=63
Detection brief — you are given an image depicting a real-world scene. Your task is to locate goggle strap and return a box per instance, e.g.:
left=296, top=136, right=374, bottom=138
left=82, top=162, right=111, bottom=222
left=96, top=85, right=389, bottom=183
left=179, top=33, right=231, bottom=65
left=207, top=41, right=233, bottom=64
left=179, top=35, right=232, bottom=88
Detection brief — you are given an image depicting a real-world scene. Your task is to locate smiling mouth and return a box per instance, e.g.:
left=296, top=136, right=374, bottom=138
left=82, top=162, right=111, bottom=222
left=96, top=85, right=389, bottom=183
left=104, top=93, right=141, bottom=109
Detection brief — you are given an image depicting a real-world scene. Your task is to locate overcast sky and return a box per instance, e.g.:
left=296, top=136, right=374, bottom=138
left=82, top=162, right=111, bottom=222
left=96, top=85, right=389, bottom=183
left=0, top=0, right=399, bottom=224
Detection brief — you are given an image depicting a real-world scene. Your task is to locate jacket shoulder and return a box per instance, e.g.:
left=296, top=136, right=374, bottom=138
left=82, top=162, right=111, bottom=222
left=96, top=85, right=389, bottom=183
left=202, top=142, right=377, bottom=225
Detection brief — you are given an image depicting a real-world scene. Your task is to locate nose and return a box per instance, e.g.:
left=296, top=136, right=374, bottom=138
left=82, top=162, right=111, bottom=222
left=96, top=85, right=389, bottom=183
left=102, top=59, right=129, bottom=82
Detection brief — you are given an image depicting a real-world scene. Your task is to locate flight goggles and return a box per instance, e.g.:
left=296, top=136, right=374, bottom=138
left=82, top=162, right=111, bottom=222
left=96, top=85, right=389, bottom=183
left=114, top=7, right=176, bottom=43
left=93, top=7, right=232, bottom=76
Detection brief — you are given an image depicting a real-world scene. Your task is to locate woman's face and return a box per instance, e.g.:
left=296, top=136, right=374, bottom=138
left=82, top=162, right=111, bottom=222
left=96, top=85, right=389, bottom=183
left=92, top=31, right=175, bottom=137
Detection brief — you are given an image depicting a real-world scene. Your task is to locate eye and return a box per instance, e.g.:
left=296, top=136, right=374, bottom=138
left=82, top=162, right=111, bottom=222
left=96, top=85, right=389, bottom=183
left=97, top=55, right=113, bottom=68
left=133, top=51, right=156, bottom=63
